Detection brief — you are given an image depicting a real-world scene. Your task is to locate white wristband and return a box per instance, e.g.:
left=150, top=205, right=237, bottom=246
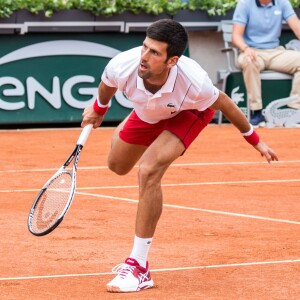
left=96, top=98, right=109, bottom=108
left=241, top=124, right=254, bottom=137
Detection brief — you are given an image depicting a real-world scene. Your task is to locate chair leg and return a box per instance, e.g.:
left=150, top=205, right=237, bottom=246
left=218, top=72, right=231, bottom=125
left=247, top=97, right=250, bottom=121
left=218, top=110, right=223, bottom=124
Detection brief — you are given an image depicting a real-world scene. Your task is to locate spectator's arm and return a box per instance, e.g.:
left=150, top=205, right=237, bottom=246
left=232, top=23, right=248, bottom=51
left=287, top=15, right=300, bottom=40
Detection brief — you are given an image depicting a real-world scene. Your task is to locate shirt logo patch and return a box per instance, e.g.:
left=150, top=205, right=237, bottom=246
left=167, top=103, right=176, bottom=108
left=167, top=103, right=177, bottom=114
left=274, top=10, right=282, bottom=16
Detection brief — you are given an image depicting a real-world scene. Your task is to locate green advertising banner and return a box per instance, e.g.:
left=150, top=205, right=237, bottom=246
left=0, top=32, right=146, bottom=125
left=222, top=72, right=292, bottom=122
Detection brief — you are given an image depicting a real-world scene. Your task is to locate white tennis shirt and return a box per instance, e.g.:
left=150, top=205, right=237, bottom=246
left=102, top=46, right=219, bottom=124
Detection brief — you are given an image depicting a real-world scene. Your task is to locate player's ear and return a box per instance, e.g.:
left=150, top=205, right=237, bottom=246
left=167, top=56, right=179, bottom=68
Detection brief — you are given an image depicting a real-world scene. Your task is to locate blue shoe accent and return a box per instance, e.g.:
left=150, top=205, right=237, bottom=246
left=250, top=111, right=266, bottom=127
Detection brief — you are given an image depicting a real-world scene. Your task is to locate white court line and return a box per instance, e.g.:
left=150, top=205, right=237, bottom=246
left=1, top=178, right=300, bottom=194
left=64, top=178, right=300, bottom=189
left=1, top=258, right=300, bottom=281
left=0, top=127, right=115, bottom=133
left=75, top=191, right=300, bottom=225
left=1, top=160, right=300, bottom=173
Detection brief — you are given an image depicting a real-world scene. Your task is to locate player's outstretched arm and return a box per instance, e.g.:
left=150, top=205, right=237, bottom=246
left=210, top=91, right=278, bottom=163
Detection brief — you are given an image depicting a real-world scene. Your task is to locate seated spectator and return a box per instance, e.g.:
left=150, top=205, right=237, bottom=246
left=232, top=0, right=300, bottom=127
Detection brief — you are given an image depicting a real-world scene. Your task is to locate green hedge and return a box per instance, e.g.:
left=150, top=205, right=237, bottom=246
left=0, top=0, right=299, bottom=18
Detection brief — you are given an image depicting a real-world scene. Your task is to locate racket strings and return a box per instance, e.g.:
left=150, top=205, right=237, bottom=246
left=31, top=172, right=73, bottom=233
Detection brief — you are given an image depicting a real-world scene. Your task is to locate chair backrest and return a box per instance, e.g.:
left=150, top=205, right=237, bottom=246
left=221, top=22, right=234, bottom=44
left=219, top=20, right=240, bottom=72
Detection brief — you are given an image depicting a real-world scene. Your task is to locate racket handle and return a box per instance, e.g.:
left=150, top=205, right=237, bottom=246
left=77, top=124, right=93, bottom=146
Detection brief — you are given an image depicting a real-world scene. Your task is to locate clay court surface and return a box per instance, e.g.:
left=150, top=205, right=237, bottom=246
left=0, top=124, right=300, bottom=299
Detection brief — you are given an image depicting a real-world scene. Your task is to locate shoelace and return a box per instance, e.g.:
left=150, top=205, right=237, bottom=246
left=111, top=263, right=150, bottom=283
left=111, top=263, right=136, bottom=279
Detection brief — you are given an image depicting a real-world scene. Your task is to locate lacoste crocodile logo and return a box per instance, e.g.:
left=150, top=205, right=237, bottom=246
left=265, top=95, right=300, bottom=127
left=167, top=103, right=176, bottom=108
left=167, top=103, right=177, bottom=114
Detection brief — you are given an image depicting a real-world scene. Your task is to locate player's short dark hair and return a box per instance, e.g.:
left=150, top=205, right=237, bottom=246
left=146, top=19, right=188, bottom=59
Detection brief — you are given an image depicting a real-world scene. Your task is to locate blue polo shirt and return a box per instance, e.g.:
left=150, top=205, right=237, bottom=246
left=233, top=0, right=296, bottom=49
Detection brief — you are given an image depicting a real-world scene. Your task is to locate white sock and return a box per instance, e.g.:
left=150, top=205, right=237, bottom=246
left=129, top=235, right=153, bottom=268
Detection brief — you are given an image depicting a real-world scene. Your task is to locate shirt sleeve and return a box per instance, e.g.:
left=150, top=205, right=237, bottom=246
left=101, top=59, right=119, bottom=88
left=101, top=47, right=141, bottom=90
left=232, top=0, right=249, bottom=26
left=282, top=0, right=296, bottom=21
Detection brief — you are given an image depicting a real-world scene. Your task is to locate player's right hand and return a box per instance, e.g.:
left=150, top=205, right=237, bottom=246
left=81, top=104, right=104, bottom=129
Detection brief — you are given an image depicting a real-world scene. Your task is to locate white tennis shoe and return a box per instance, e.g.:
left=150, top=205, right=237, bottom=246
left=106, top=258, right=154, bottom=292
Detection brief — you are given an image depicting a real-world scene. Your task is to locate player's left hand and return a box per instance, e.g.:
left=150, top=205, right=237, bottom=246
left=254, top=140, right=278, bottom=163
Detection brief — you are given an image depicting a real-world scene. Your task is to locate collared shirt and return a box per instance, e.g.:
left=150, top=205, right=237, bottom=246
left=233, top=0, right=296, bottom=49
left=255, top=0, right=275, bottom=7
left=102, top=46, right=219, bottom=124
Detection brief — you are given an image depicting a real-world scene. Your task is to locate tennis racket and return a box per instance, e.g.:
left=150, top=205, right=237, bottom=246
left=28, top=124, right=93, bottom=236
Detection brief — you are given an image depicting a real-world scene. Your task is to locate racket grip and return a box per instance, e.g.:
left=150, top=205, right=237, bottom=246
left=77, top=124, right=93, bottom=146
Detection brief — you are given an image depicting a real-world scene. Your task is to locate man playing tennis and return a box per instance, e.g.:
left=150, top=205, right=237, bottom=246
left=81, top=19, right=278, bottom=293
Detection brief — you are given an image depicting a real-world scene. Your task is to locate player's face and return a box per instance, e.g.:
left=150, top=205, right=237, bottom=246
left=138, top=37, right=176, bottom=82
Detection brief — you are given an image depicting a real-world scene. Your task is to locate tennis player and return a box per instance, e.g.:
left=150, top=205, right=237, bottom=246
left=81, top=19, right=278, bottom=293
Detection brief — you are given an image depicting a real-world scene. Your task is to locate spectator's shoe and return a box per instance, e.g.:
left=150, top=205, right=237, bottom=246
left=250, top=111, right=266, bottom=128
left=107, top=258, right=154, bottom=293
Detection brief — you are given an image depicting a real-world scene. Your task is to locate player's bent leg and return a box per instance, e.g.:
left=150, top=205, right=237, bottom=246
left=110, top=112, right=131, bottom=150
left=108, top=136, right=147, bottom=175
left=107, top=112, right=147, bottom=175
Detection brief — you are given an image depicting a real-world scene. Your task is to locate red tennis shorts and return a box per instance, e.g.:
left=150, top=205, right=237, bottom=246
left=119, top=109, right=215, bottom=150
